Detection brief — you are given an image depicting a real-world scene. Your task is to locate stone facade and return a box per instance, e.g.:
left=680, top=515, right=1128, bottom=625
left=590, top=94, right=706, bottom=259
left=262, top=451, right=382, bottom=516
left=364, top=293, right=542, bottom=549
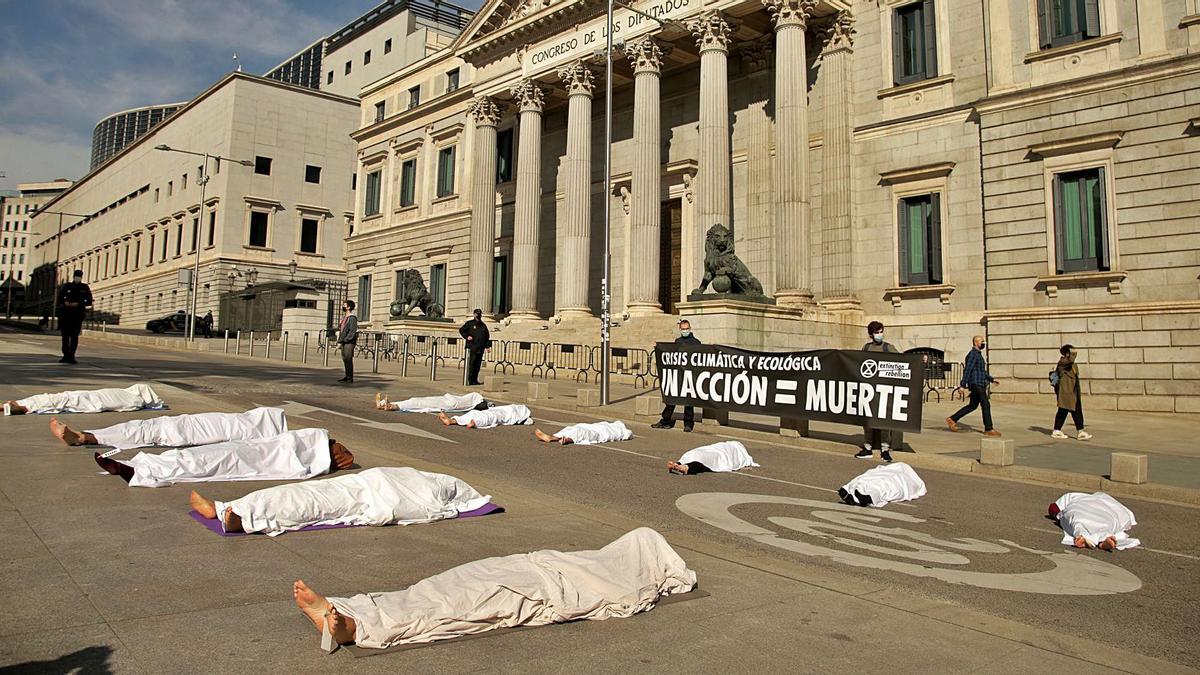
left=344, top=0, right=1200, bottom=411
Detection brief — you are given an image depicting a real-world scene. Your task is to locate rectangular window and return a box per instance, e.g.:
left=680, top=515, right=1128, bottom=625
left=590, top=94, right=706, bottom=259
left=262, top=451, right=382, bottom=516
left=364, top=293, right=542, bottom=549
left=492, top=255, right=510, bottom=315
left=161, top=229, right=169, bottom=260
left=18, top=253, right=23, bottom=264
left=1053, top=167, right=1109, bottom=273
left=446, top=68, right=460, bottom=93
left=345, top=60, right=352, bottom=75
left=134, top=240, right=140, bottom=269
left=408, top=86, right=420, bottom=109
left=174, top=222, right=183, bottom=256
left=327, top=70, right=334, bottom=85
left=189, top=217, right=199, bottom=252
left=429, top=263, right=446, bottom=308
left=436, top=146, right=456, bottom=198
left=364, top=170, right=382, bottom=216
left=892, top=0, right=937, bottom=85
left=496, top=128, right=514, bottom=182
left=214, top=158, right=221, bottom=174
left=182, top=173, right=188, bottom=190
left=148, top=233, right=155, bottom=265
left=1038, top=0, right=1101, bottom=48
left=206, top=211, right=216, bottom=247
left=254, top=156, right=272, bottom=176
left=374, top=101, right=385, bottom=123
left=249, top=211, right=269, bottom=248
left=357, top=274, right=372, bottom=319
left=364, top=49, right=371, bottom=65
left=154, top=188, right=160, bottom=202
left=123, top=244, right=129, bottom=273
left=351, top=173, right=357, bottom=191
left=167, top=181, right=173, bottom=197
left=399, top=159, right=417, bottom=207
left=300, top=217, right=319, bottom=254
left=384, top=38, right=393, bottom=54
left=16, top=271, right=20, bottom=281
left=896, top=193, right=942, bottom=286
left=305, top=165, right=322, bottom=184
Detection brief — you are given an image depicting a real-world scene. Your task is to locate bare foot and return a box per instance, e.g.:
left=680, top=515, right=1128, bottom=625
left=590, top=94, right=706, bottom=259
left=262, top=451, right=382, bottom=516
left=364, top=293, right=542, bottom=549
left=329, top=441, right=354, bottom=470
left=667, top=461, right=689, bottom=475
left=1073, top=535, right=1092, bottom=549
left=50, top=417, right=86, bottom=446
left=559, top=437, right=574, bottom=445
left=190, top=490, right=217, bottom=519
left=327, top=606, right=356, bottom=645
left=375, top=392, right=389, bottom=411
left=222, top=507, right=244, bottom=534
left=94, top=453, right=134, bottom=483
left=1098, top=536, right=1118, bottom=552
left=438, top=412, right=453, bottom=426
left=534, top=428, right=555, bottom=443
left=465, top=419, right=476, bottom=429
left=293, top=580, right=331, bottom=633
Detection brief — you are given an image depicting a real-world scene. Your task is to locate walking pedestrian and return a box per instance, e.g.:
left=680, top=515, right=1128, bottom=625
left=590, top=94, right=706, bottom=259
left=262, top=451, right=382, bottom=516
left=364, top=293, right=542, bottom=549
left=947, top=335, right=1001, bottom=436
left=336, top=300, right=358, bottom=384
left=857, top=321, right=899, bottom=463
left=459, top=308, right=490, bottom=386
left=203, top=310, right=214, bottom=338
left=1051, top=344, right=1091, bottom=440
left=652, top=319, right=700, bottom=432
left=56, top=269, right=92, bottom=364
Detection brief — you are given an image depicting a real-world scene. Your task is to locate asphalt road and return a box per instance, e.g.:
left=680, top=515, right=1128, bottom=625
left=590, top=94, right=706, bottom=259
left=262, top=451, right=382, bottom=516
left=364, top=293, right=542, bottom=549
left=2, top=330, right=1198, bottom=673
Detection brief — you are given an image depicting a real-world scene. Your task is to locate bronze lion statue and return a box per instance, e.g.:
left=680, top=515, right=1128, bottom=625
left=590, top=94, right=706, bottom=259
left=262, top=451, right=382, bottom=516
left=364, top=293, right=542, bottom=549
left=389, top=269, right=445, bottom=319
left=692, top=223, right=763, bottom=296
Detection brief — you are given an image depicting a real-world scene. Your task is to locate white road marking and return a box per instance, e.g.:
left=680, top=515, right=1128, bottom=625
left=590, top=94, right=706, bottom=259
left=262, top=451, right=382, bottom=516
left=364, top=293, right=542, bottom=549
left=1021, top=525, right=1200, bottom=561
left=276, top=400, right=455, bottom=443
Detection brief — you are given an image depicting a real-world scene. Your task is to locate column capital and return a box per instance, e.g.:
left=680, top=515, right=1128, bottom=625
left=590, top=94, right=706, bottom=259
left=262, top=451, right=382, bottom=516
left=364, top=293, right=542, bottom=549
left=761, top=0, right=818, bottom=31
left=511, top=80, right=546, bottom=112
left=740, top=35, right=774, bottom=73
left=467, top=96, right=503, bottom=127
left=820, top=11, right=856, bottom=53
left=623, top=36, right=670, bottom=74
left=687, top=11, right=735, bottom=53
left=557, top=61, right=597, bottom=96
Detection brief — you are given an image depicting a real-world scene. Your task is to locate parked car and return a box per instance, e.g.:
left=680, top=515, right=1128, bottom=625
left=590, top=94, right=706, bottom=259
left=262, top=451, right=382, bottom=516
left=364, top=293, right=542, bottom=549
left=145, top=311, right=196, bottom=334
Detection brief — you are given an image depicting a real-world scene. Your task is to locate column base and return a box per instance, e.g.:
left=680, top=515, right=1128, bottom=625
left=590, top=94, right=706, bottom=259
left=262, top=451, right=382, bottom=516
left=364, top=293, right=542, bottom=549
left=773, top=289, right=815, bottom=309
left=625, top=301, right=663, bottom=317
left=818, top=295, right=862, bottom=313
left=506, top=310, right=544, bottom=323
left=555, top=307, right=594, bottom=321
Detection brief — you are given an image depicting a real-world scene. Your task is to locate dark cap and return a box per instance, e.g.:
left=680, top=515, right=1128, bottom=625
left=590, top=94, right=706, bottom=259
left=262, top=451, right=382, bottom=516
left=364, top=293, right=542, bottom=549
left=73, top=269, right=83, bottom=278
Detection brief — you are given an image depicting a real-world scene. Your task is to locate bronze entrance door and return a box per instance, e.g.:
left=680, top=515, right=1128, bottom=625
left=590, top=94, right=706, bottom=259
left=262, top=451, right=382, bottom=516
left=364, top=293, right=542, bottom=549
left=659, top=199, right=683, bottom=314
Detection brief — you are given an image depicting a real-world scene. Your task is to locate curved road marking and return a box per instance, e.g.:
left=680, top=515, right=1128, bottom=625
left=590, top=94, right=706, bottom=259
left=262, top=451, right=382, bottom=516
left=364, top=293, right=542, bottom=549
left=677, top=492, right=1142, bottom=595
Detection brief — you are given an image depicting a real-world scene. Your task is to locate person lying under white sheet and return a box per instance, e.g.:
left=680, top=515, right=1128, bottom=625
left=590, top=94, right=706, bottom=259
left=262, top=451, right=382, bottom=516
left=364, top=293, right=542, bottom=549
left=50, top=407, right=287, bottom=450
left=838, top=462, right=926, bottom=508
left=5, top=383, right=163, bottom=416
left=534, top=420, right=632, bottom=446
left=1049, top=492, right=1140, bottom=551
left=375, top=391, right=486, bottom=413
left=189, top=467, right=491, bottom=536
left=667, top=440, right=759, bottom=475
left=291, top=527, right=696, bottom=651
left=93, top=428, right=353, bottom=488
left=438, top=404, right=532, bottom=429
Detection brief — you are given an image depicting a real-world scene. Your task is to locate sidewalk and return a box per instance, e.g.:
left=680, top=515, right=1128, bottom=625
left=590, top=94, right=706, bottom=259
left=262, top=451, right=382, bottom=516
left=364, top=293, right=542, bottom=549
left=77, top=326, right=1200, bottom=500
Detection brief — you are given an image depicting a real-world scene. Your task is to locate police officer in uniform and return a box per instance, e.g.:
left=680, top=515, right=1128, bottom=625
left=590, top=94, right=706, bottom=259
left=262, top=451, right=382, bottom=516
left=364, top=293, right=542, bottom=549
left=459, top=308, right=490, bottom=386
left=56, top=270, right=93, bottom=364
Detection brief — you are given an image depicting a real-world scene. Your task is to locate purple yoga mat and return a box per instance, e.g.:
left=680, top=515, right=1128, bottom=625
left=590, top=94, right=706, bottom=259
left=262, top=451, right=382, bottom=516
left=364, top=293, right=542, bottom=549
left=189, top=502, right=505, bottom=537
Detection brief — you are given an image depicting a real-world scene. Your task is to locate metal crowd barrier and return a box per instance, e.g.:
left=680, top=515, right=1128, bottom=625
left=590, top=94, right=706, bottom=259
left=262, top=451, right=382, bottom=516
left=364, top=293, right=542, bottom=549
left=495, top=340, right=545, bottom=374
left=439, top=336, right=469, bottom=369
left=538, top=343, right=593, bottom=381
left=603, top=346, right=655, bottom=388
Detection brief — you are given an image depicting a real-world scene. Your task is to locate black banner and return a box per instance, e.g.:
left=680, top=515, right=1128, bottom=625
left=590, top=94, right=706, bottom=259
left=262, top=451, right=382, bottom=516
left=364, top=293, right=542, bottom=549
left=656, top=343, right=925, bottom=432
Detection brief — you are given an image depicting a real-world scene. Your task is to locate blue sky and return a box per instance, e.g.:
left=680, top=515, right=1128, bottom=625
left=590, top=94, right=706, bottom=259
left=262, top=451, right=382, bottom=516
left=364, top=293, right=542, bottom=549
left=0, top=0, right=482, bottom=191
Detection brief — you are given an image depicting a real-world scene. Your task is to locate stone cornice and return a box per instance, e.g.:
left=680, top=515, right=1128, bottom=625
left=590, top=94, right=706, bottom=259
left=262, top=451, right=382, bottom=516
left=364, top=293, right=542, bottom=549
left=984, top=298, right=1200, bottom=322
left=459, top=0, right=604, bottom=63
left=1028, top=132, right=1123, bottom=158
left=1023, top=32, right=1122, bottom=64
left=879, top=162, right=956, bottom=185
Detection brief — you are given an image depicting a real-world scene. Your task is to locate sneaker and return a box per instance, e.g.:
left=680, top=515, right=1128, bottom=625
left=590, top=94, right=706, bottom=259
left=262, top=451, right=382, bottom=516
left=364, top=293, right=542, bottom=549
left=1051, top=430, right=1068, bottom=439
left=854, top=448, right=873, bottom=459
left=1076, top=430, right=1093, bottom=441
left=682, top=424, right=694, bottom=433
left=651, top=421, right=674, bottom=429
left=984, top=429, right=1002, bottom=437
left=880, top=450, right=893, bottom=463
left=945, top=417, right=959, bottom=432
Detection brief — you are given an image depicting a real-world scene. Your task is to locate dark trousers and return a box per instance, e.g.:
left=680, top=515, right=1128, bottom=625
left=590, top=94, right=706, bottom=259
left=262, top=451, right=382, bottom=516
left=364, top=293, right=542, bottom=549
left=862, top=426, right=895, bottom=449
left=466, top=348, right=485, bottom=385
left=951, top=384, right=993, bottom=431
left=660, top=404, right=694, bottom=427
left=341, top=342, right=355, bottom=380
left=1054, top=396, right=1084, bottom=431
left=59, top=318, right=82, bottom=360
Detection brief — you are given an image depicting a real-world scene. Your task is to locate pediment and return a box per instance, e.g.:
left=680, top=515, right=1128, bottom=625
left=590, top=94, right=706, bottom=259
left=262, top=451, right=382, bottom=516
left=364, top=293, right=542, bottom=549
left=453, top=0, right=603, bottom=61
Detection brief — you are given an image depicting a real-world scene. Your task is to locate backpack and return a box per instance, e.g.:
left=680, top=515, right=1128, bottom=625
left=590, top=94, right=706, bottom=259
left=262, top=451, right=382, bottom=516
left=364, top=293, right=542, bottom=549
left=1048, top=370, right=1060, bottom=388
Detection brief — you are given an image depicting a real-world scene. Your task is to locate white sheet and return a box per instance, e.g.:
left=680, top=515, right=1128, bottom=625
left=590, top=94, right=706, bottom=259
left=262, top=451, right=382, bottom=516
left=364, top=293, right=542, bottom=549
left=1054, top=492, right=1141, bottom=550
left=840, top=462, right=926, bottom=508
left=214, top=467, right=491, bottom=537
left=87, top=407, right=287, bottom=450
left=392, top=392, right=484, bottom=413
left=327, top=527, right=696, bottom=649
left=677, top=441, right=758, bottom=473
left=121, top=428, right=332, bottom=488
left=14, top=384, right=164, bottom=415
left=554, top=420, right=632, bottom=445
left=451, top=404, right=532, bottom=429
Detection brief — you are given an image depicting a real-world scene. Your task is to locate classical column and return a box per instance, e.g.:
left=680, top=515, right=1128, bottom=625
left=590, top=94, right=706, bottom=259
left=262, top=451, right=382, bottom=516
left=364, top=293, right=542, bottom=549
left=687, top=11, right=734, bottom=235
left=764, top=0, right=817, bottom=307
left=624, top=37, right=668, bottom=316
left=556, top=61, right=596, bottom=320
left=820, top=12, right=857, bottom=305
left=467, top=96, right=502, bottom=318
left=509, top=80, right=546, bottom=321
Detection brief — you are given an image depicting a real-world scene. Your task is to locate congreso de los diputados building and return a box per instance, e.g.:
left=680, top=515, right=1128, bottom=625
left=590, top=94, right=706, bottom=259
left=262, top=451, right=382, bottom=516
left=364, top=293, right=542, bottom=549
left=346, top=0, right=1199, bottom=412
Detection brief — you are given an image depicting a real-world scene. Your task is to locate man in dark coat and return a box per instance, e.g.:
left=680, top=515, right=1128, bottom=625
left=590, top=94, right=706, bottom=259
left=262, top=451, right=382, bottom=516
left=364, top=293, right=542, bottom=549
left=55, top=270, right=92, bottom=364
left=336, top=300, right=358, bottom=384
left=459, top=308, right=490, bottom=386
left=652, top=319, right=700, bottom=432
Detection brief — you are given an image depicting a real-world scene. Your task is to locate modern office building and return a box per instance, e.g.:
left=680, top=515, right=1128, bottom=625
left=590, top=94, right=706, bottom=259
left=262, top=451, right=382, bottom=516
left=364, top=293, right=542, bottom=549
left=30, top=72, right=358, bottom=331
left=2, top=180, right=73, bottom=315
left=90, top=103, right=186, bottom=170
left=343, top=0, right=1200, bottom=413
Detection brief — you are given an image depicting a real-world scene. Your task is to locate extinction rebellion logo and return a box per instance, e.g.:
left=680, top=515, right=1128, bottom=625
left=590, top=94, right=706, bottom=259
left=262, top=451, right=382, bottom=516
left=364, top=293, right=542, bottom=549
left=860, top=359, right=911, bottom=380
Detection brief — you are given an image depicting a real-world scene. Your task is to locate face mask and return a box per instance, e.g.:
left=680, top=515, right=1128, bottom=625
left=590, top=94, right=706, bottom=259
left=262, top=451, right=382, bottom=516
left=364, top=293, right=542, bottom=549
left=680, top=330, right=692, bottom=337
left=872, top=333, right=884, bottom=344
left=979, top=342, right=986, bottom=350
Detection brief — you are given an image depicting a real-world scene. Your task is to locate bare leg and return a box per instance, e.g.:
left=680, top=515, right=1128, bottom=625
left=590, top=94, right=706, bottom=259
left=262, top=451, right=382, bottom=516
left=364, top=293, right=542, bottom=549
left=94, top=453, right=134, bottom=483
left=438, top=412, right=453, bottom=426
left=5, top=401, right=28, bottom=415
left=667, top=461, right=689, bottom=475
left=190, top=490, right=217, bottom=519
left=293, top=580, right=356, bottom=644
left=534, top=428, right=555, bottom=443
left=374, top=392, right=397, bottom=411
left=221, top=507, right=244, bottom=534
left=329, top=441, right=354, bottom=470
left=50, top=417, right=91, bottom=446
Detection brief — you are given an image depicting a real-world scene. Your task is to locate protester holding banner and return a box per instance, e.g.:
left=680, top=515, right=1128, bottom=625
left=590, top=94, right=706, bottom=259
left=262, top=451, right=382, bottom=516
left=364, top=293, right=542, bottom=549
left=857, top=321, right=898, bottom=463
left=652, top=319, right=700, bottom=433
left=947, top=336, right=1001, bottom=437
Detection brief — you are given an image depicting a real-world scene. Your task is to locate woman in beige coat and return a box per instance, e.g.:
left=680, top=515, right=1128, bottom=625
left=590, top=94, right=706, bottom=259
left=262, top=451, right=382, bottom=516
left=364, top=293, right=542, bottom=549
left=1052, top=345, right=1092, bottom=440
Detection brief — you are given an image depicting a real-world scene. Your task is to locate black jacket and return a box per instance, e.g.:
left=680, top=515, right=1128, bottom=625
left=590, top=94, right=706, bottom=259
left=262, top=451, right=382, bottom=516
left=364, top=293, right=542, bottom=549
left=675, top=333, right=701, bottom=346
left=56, top=281, right=93, bottom=319
left=460, top=318, right=490, bottom=350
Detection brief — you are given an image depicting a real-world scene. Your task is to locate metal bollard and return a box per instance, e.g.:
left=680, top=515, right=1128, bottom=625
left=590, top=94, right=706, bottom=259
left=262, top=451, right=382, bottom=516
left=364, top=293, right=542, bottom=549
left=224, top=329, right=230, bottom=353
left=401, top=337, right=409, bottom=377
left=282, top=331, right=289, bottom=361
left=249, top=331, right=255, bottom=358
left=323, top=333, right=330, bottom=367
left=265, top=333, right=272, bottom=359
left=302, top=332, right=309, bottom=364
left=372, top=334, right=380, bottom=374
left=102, top=321, right=107, bottom=333
left=235, top=331, right=242, bottom=355
left=429, top=340, right=439, bottom=381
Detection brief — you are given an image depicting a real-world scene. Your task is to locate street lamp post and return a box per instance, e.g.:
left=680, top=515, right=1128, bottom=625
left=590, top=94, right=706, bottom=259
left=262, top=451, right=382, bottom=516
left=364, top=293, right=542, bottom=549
left=600, top=0, right=615, bottom=406
left=154, top=145, right=253, bottom=341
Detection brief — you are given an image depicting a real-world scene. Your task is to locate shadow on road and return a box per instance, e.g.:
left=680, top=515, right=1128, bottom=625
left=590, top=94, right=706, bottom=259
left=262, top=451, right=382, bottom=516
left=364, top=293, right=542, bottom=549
left=3, top=645, right=115, bottom=674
